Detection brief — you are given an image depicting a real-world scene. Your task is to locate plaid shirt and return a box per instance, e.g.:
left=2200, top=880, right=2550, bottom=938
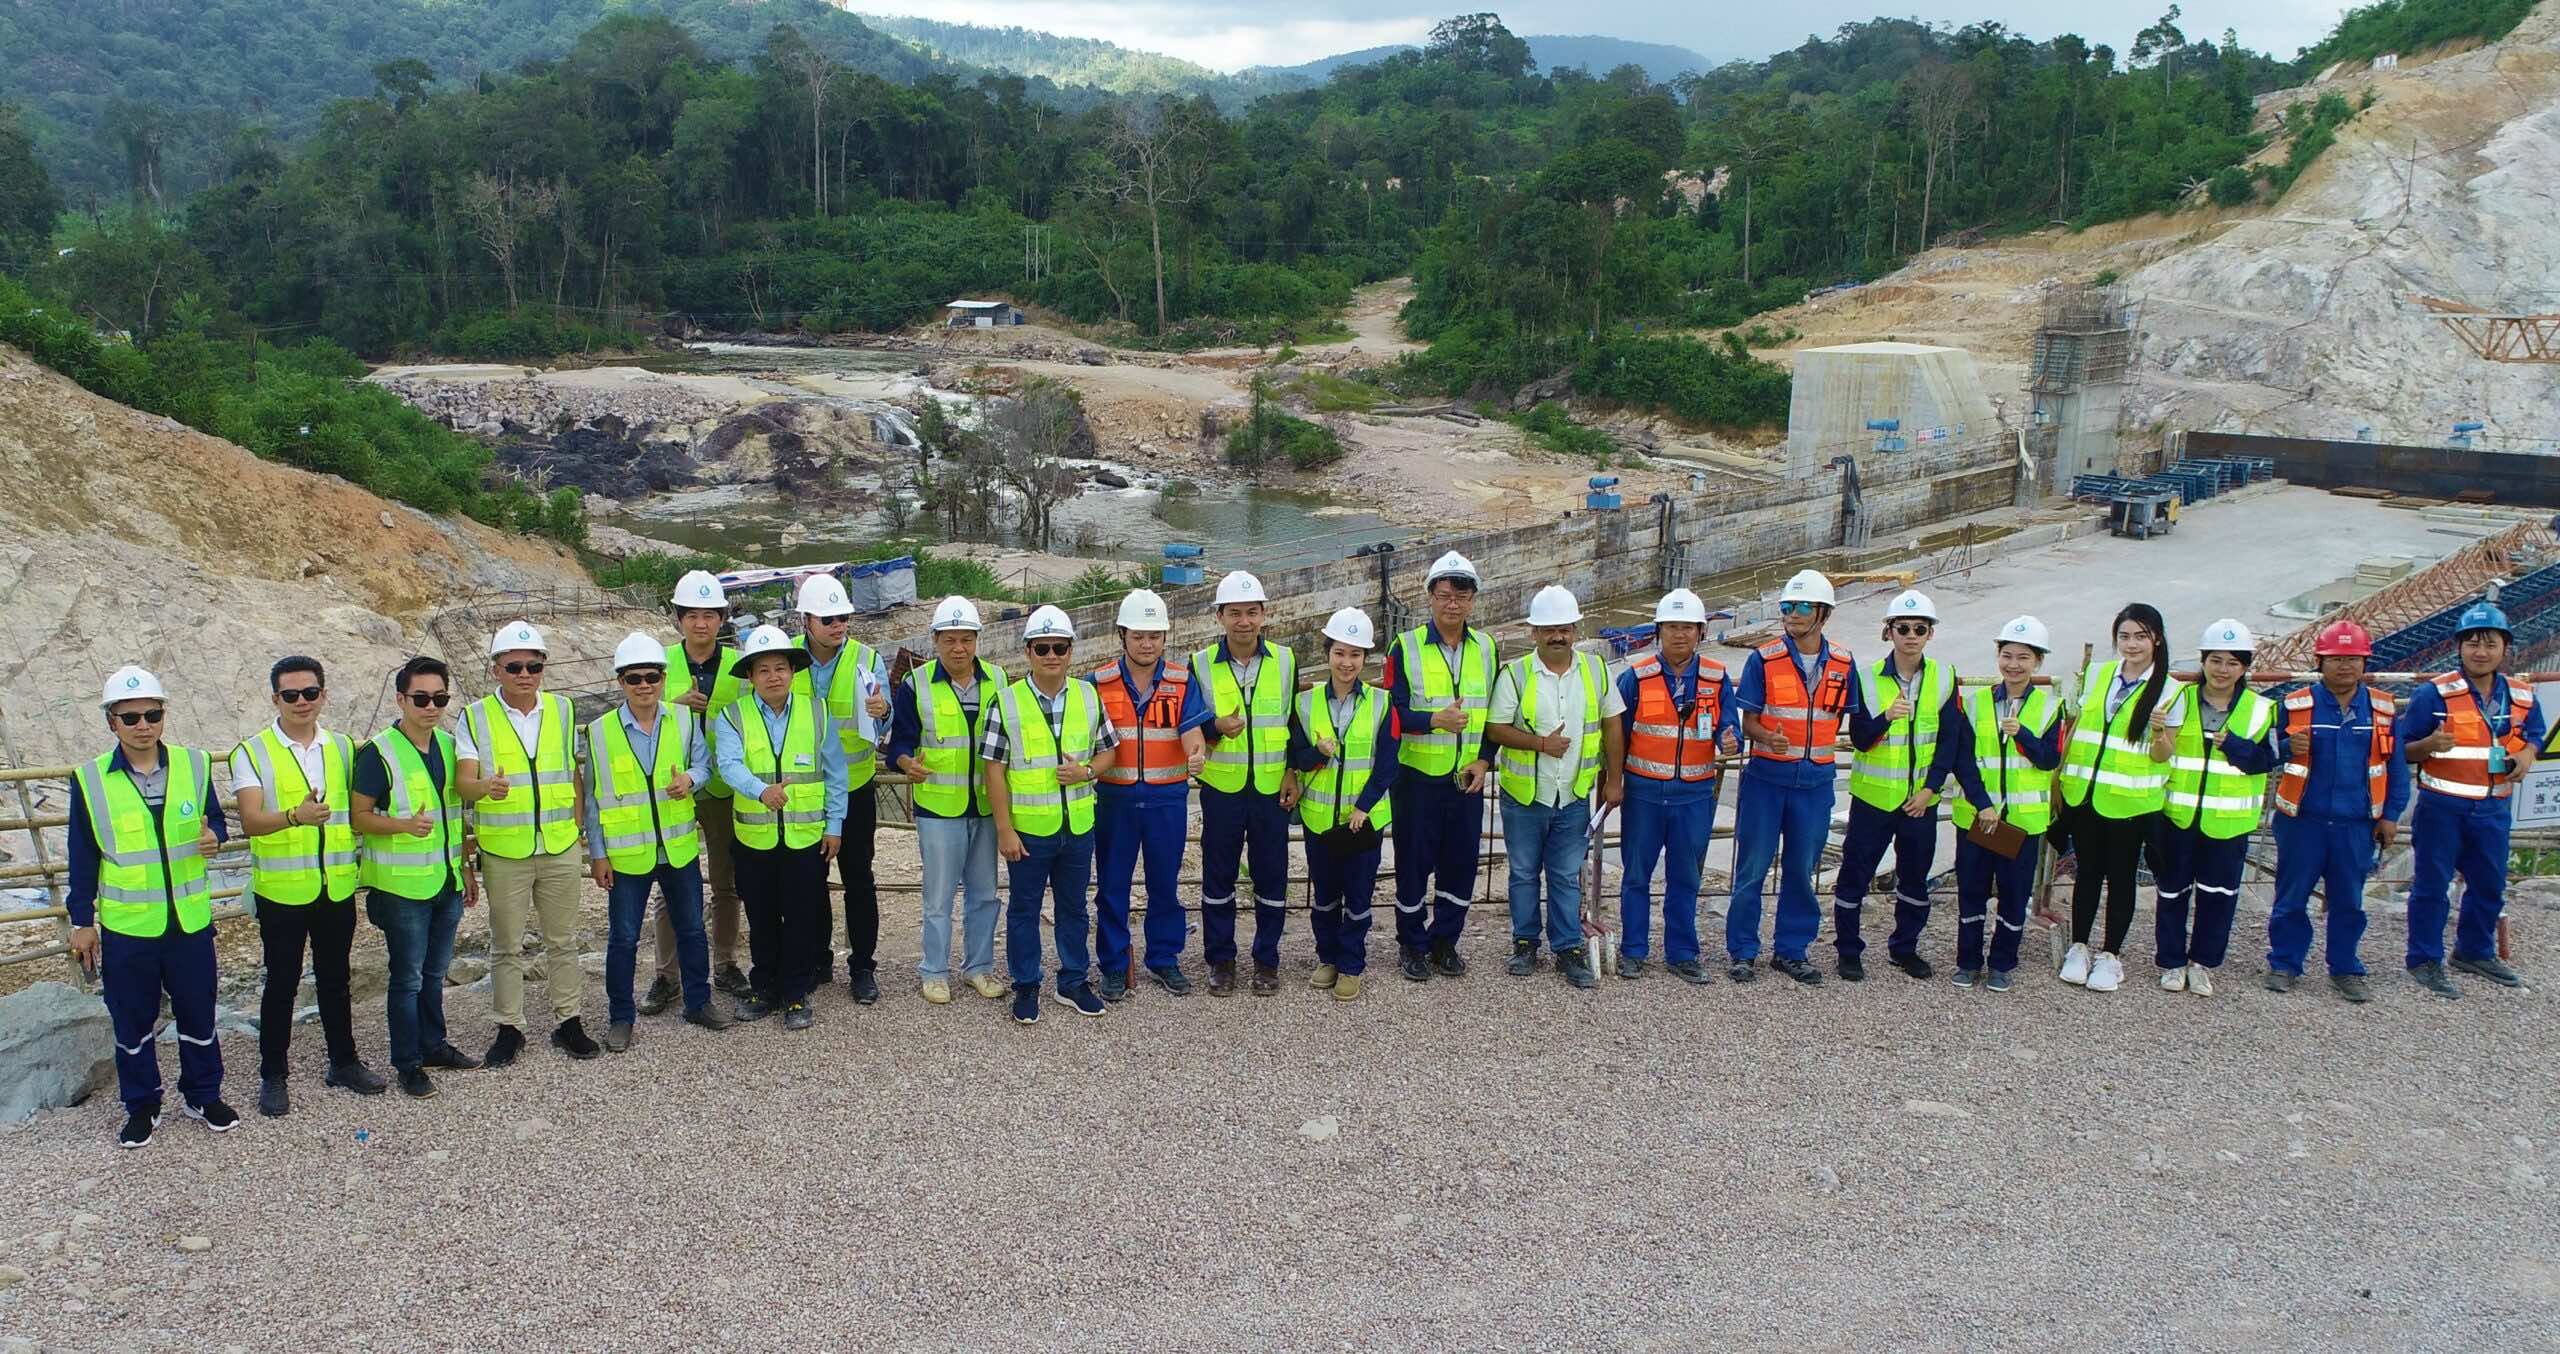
left=979, top=676, right=1120, bottom=765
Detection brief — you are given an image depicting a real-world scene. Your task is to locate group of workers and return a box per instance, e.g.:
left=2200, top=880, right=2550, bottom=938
left=64, top=553, right=2546, bottom=1148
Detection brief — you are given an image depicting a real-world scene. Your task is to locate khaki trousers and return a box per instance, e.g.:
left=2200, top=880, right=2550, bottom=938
left=483, top=847, right=586, bottom=1027
left=657, top=794, right=742, bottom=978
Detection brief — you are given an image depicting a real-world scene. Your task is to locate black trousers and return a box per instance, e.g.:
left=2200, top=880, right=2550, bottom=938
left=824, top=780, right=880, bottom=977
left=2069, top=806, right=2158, bottom=953
left=736, top=840, right=829, bottom=1005
left=255, top=891, right=360, bottom=1076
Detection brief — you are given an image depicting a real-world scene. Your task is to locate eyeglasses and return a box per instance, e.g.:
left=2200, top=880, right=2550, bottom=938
left=1028, top=642, right=1072, bottom=658
left=111, top=709, right=166, bottom=727
left=275, top=686, right=325, bottom=704
left=1779, top=601, right=1819, bottom=616
left=500, top=661, right=545, bottom=676
left=406, top=691, right=452, bottom=708
left=1889, top=622, right=1932, bottom=637
left=620, top=670, right=665, bottom=687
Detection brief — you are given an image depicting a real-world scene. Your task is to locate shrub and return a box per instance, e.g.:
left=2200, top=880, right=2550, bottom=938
left=1570, top=331, right=1791, bottom=432
left=2208, top=165, right=2256, bottom=206
left=1511, top=401, right=1616, bottom=458
left=430, top=310, right=646, bottom=360
left=1226, top=377, right=1347, bottom=470
left=592, top=550, right=730, bottom=596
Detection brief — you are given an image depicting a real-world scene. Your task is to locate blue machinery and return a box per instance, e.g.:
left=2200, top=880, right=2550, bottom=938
left=1161, top=542, right=1205, bottom=586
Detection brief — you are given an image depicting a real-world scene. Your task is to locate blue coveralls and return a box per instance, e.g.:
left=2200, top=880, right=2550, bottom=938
left=1089, top=656, right=1212, bottom=978
left=1286, top=686, right=1400, bottom=977
left=1728, top=635, right=1849, bottom=965
left=2396, top=676, right=2544, bottom=969
left=1944, top=690, right=2063, bottom=975
left=1615, top=657, right=1735, bottom=965
left=1386, top=630, right=1495, bottom=955
left=1197, top=638, right=1295, bottom=970
left=2266, top=685, right=2412, bottom=978
left=67, top=749, right=231, bottom=1113
left=2151, top=694, right=2282, bottom=970
left=1832, top=671, right=1966, bottom=963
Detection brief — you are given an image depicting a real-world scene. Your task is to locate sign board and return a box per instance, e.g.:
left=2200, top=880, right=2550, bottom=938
left=2515, top=763, right=2560, bottom=830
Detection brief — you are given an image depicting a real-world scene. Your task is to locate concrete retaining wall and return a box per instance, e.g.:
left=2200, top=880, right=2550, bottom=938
left=2184, top=430, right=2560, bottom=507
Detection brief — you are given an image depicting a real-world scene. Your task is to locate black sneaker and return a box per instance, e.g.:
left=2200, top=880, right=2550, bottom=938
left=550, top=1018, right=602, bottom=1060
left=118, top=1103, right=162, bottom=1150
left=1506, top=939, right=1537, bottom=977
left=1837, top=954, right=1867, bottom=983
left=184, top=1099, right=240, bottom=1133
left=423, top=1043, right=481, bottom=1072
left=1558, top=948, right=1598, bottom=989
left=1056, top=983, right=1108, bottom=1017
left=1011, top=984, right=1041, bottom=1025
left=398, top=1068, right=437, bottom=1099
left=1147, top=965, right=1193, bottom=995
left=1429, top=942, right=1466, bottom=978
left=713, top=963, right=752, bottom=998
left=783, top=1002, right=814, bottom=1031
left=482, top=1026, right=525, bottom=1069
left=849, top=968, right=881, bottom=1005
left=1619, top=956, right=1647, bottom=980
left=2452, top=955, right=2523, bottom=987
left=637, top=975, right=679, bottom=1016
left=1399, top=948, right=1431, bottom=982
left=2409, top=961, right=2460, bottom=999
left=733, top=996, right=775, bottom=1022
left=1667, top=958, right=1713, bottom=986
left=1771, top=956, right=1823, bottom=985
left=325, top=1061, right=389, bottom=1095
left=1100, top=969, right=1130, bottom=1003
left=258, top=1074, right=290, bottom=1119
left=1890, top=951, right=1936, bottom=980
left=1728, top=960, right=1760, bottom=983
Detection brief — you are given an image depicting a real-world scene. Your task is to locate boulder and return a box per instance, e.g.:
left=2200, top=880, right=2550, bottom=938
left=0, top=981, right=114, bottom=1121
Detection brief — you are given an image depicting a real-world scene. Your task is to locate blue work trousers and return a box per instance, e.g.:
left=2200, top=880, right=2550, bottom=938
left=367, top=887, right=461, bottom=1075
left=1308, top=843, right=1382, bottom=976
left=2266, top=812, right=2377, bottom=977
left=1094, top=786, right=1189, bottom=975
left=1005, top=827, right=1094, bottom=991
left=2153, top=825, right=2248, bottom=970
left=1392, top=775, right=1484, bottom=952
left=606, top=862, right=708, bottom=1025
left=2407, top=792, right=2512, bottom=968
left=1501, top=797, right=1589, bottom=953
left=1953, top=833, right=2040, bottom=974
left=1727, top=770, right=1834, bottom=963
left=1618, top=787, right=1716, bottom=963
left=99, top=925, right=222, bottom=1113
left=1832, top=796, right=1938, bottom=960
left=1201, top=785, right=1289, bottom=968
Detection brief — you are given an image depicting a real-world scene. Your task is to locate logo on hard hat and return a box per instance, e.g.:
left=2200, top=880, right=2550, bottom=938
left=125, top=676, right=139, bottom=688
left=516, top=627, right=532, bottom=641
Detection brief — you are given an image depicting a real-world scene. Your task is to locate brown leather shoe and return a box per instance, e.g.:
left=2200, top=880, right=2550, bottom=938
left=1208, top=961, right=1237, bottom=997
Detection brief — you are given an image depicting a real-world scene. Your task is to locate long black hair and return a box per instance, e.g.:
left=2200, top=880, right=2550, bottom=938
left=2111, top=602, right=2169, bottom=731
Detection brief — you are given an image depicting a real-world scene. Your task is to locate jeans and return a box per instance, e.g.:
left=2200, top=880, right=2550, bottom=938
left=2152, top=825, right=2247, bottom=970
left=657, top=792, right=742, bottom=977
left=1005, top=828, right=1095, bottom=990
left=1202, top=785, right=1289, bottom=968
left=1832, top=797, right=1939, bottom=960
left=1391, top=775, right=1484, bottom=951
left=2406, top=792, right=2511, bottom=968
left=1954, top=833, right=2040, bottom=974
left=607, top=861, right=708, bottom=1025
left=1308, top=842, right=1383, bottom=976
left=1726, top=771, right=1833, bottom=963
left=917, top=814, right=1001, bottom=979
left=2266, top=812, right=2377, bottom=977
left=367, top=886, right=462, bottom=1074
left=1501, top=797, right=1589, bottom=953
left=1095, top=787, right=1189, bottom=976
left=254, top=890, right=360, bottom=1076
left=100, top=927, right=222, bottom=1111
left=1618, top=787, right=1716, bottom=964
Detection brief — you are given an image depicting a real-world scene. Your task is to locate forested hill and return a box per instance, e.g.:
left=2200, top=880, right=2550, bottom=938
left=1246, top=33, right=1717, bottom=84
left=859, top=15, right=1311, bottom=106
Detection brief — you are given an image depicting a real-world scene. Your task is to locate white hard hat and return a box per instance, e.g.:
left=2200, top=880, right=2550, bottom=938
left=1321, top=607, right=1376, bottom=650
left=2199, top=618, right=2257, bottom=653
left=930, top=595, right=983, bottom=633
left=795, top=573, right=854, bottom=618
left=1424, top=551, right=1480, bottom=588
left=1526, top=585, right=1582, bottom=627
left=1885, top=589, right=1938, bottom=622
left=1779, top=570, right=1836, bottom=607
left=670, top=569, right=727, bottom=611
left=1116, top=589, right=1170, bottom=632
left=612, top=632, right=668, bottom=672
left=1996, top=615, right=2051, bottom=653
left=1214, top=571, right=1267, bottom=607
left=100, top=665, right=166, bottom=709
left=489, top=619, right=548, bottom=656
left=1023, top=605, right=1076, bottom=642
left=729, top=624, right=811, bottom=677
left=1654, top=588, right=1708, bottom=625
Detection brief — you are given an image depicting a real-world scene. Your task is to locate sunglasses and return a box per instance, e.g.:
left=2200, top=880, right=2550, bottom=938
left=1889, top=622, right=1932, bottom=637
left=501, top=661, right=545, bottom=675
left=809, top=614, right=849, bottom=626
left=1779, top=601, right=1820, bottom=616
left=620, top=670, right=665, bottom=687
left=275, top=686, right=325, bottom=704
left=112, top=709, right=166, bottom=727
left=1028, top=642, right=1073, bottom=657
left=406, top=691, right=452, bottom=708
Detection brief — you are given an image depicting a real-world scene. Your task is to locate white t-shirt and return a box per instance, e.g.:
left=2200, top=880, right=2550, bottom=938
left=227, top=720, right=328, bottom=795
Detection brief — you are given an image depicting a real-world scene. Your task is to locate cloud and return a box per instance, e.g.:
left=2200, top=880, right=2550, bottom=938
left=888, top=2, right=1437, bottom=70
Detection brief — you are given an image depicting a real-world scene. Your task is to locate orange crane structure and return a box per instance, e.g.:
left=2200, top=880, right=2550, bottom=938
left=2415, top=294, right=2560, bottom=363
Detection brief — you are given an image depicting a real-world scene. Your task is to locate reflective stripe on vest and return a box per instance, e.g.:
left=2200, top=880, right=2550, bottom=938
left=1950, top=686, right=2059, bottom=836
left=1846, top=656, right=1953, bottom=810
left=1094, top=659, right=1193, bottom=787
left=726, top=696, right=826, bottom=849
left=2164, top=686, right=2275, bottom=838
left=589, top=708, right=702, bottom=873
left=1395, top=627, right=1495, bottom=777
left=999, top=678, right=1099, bottom=836
left=1193, top=643, right=1294, bottom=795
left=2057, top=661, right=2174, bottom=818
left=1495, top=652, right=1605, bottom=806
left=1297, top=684, right=1395, bottom=834
left=2272, top=687, right=2395, bottom=819
left=358, top=727, right=465, bottom=901
left=1624, top=651, right=1724, bottom=781
left=794, top=636, right=880, bottom=790
left=462, top=693, right=580, bottom=858
left=1749, top=639, right=1856, bottom=765
left=664, top=642, right=746, bottom=799
left=239, top=727, right=358, bottom=905
left=75, top=746, right=214, bottom=938
left=2417, top=673, right=2535, bottom=801
left=910, top=662, right=1006, bottom=816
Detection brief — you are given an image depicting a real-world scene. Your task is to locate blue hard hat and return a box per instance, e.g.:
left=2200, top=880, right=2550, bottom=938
left=2456, top=601, right=2512, bottom=639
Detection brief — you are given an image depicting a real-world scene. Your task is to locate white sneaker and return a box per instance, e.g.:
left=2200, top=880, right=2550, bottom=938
left=2059, top=943, right=2092, bottom=986
left=2160, top=965, right=2187, bottom=993
left=2087, top=952, right=2125, bottom=992
left=2186, top=965, right=2215, bottom=997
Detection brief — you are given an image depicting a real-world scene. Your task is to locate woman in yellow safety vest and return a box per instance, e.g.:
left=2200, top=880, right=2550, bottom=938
left=2150, top=620, right=2281, bottom=996
left=2055, top=602, right=2177, bottom=994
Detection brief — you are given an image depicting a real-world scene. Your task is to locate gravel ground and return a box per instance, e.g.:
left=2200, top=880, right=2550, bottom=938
left=3, top=852, right=2555, bottom=1352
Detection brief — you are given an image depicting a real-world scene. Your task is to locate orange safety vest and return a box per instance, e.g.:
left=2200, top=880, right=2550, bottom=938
left=1092, top=658, right=1193, bottom=788
left=2415, top=673, right=2535, bottom=800
left=1624, top=651, right=1725, bottom=782
left=1749, top=639, right=1856, bottom=765
left=2272, top=685, right=2395, bottom=819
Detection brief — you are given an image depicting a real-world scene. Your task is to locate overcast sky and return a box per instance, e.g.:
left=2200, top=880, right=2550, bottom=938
left=889, top=1, right=2356, bottom=72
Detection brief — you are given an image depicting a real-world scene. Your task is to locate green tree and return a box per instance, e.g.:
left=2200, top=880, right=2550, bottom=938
left=0, top=104, right=62, bottom=267
left=1426, top=14, right=1534, bottom=78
